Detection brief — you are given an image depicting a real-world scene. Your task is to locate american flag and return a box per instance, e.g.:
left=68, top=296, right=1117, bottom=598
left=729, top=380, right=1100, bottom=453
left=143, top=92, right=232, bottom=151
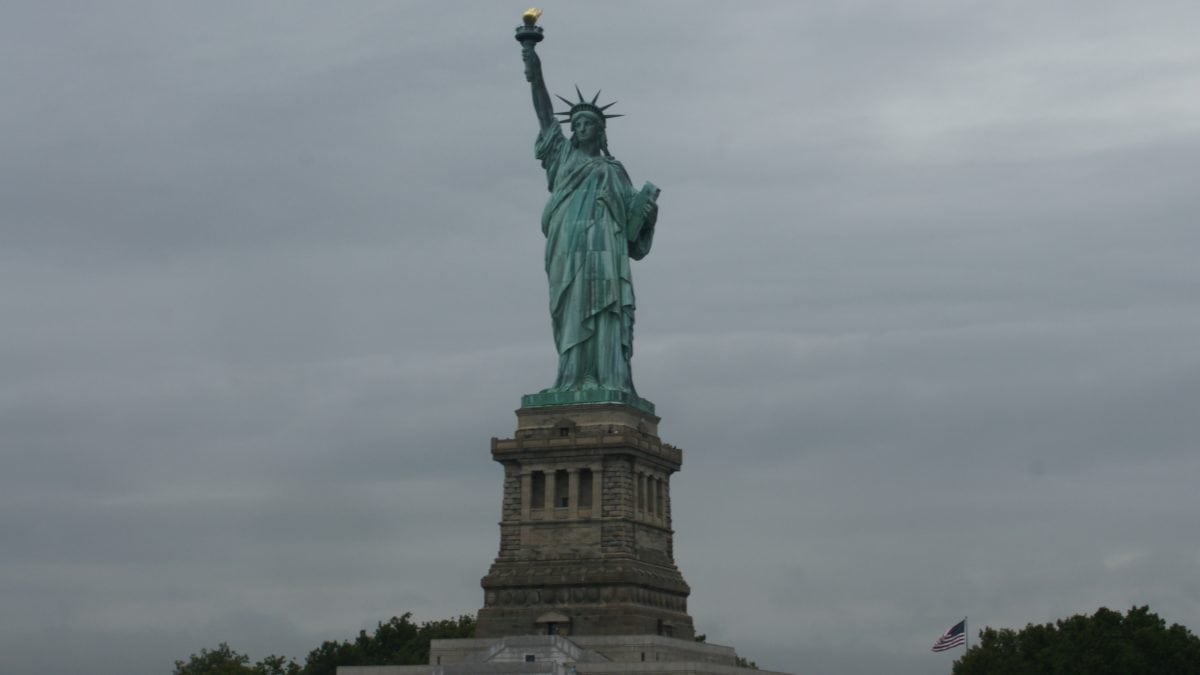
left=932, top=618, right=967, bottom=652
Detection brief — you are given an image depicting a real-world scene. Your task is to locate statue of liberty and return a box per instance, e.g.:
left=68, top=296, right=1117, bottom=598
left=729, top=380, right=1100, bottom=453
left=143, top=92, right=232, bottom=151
left=517, top=10, right=660, bottom=413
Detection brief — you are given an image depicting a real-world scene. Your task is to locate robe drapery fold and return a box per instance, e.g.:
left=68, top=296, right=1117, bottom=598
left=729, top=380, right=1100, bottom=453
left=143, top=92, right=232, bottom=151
left=535, top=125, right=656, bottom=394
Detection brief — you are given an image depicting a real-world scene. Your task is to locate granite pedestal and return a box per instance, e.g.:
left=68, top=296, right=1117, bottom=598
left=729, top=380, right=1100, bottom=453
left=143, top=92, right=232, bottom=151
left=337, top=404, right=795, bottom=675
left=476, top=404, right=694, bottom=640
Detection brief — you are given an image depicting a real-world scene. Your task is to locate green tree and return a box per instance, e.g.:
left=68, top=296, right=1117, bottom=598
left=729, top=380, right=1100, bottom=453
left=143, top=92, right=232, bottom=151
left=255, top=654, right=302, bottom=675
left=735, top=655, right=759, bottom=669
left=173, top=642, right=300, bottom=675
left=953, top=606, right=1200, bottom=675
left=301, top=613, right=476, bottom=675
left=173, top=643, right=255, bottom=675
left=175, top=614, right=474, bottom=675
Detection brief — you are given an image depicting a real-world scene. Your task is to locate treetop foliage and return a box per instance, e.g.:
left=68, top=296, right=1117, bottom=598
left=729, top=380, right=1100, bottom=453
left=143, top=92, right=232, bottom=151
left=172, top=641, right=298, bottom=675
left=173, top=613, right=476, bottom=675
left=303, top=613, right=476, bottom=675
left=952, top=606, right=1200, bottom=675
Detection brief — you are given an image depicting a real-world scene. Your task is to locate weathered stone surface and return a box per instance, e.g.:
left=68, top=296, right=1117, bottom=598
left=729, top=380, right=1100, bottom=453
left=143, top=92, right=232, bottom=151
left=477, top=404, right=695, bottom=640
left=513, top=405, right=661, bottom=437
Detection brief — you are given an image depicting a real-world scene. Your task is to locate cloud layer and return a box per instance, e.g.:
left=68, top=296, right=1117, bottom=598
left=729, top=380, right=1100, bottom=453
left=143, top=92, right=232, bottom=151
left=2, top=3, right=1199, bottom=673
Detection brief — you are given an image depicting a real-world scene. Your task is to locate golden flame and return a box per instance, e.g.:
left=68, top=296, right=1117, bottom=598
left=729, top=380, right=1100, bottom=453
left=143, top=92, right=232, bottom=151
left=522, top=8, right=542, bottom=26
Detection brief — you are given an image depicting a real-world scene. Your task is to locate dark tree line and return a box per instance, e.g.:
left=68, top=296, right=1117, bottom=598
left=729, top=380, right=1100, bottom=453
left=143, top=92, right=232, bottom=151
left=953, top=606, right=1200, bottom=675
left=179, top=605, right=1200, bottom=674
left=173, top=613, right=476, bottom=675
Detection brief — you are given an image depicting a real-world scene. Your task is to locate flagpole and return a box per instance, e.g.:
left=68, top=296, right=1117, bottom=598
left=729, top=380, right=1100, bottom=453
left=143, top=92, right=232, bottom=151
left=964, top=616, right=968, bottom=651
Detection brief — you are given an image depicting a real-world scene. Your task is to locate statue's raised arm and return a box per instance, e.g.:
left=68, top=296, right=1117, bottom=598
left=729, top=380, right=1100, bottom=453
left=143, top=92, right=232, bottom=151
left=516, top=9, right=555, bottom=130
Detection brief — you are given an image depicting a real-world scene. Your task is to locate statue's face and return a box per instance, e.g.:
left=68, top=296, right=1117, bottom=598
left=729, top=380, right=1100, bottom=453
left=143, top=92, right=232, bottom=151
left=572, top=114, right=601, bottom=144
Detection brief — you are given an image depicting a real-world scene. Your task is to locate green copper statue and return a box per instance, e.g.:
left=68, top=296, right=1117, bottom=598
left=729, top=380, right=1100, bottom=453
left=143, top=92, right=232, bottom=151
left=516, top=10, right=660, bottom=413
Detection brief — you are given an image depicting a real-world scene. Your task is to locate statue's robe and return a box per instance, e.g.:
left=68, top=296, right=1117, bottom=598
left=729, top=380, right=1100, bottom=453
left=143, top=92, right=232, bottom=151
left=536, top=125, right=656, bottom=393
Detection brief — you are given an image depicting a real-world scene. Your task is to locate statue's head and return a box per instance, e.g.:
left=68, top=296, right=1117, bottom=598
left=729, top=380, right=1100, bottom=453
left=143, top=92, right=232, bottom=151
left=555, top=87, right=621, bottom=156
left=570, top=111, right=606, bottom=150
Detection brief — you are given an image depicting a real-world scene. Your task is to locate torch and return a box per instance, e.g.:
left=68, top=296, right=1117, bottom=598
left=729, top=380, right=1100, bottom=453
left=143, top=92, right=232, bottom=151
left=515, top=8, right=544, bottom=46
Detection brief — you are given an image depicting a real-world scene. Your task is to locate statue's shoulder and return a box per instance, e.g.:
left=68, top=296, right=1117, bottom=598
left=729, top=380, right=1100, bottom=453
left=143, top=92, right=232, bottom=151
left=605, top=156, right=633, bottom=182
left=536, top=125, right=568, bottom=162
left=538, top=123, right=566, bottom=143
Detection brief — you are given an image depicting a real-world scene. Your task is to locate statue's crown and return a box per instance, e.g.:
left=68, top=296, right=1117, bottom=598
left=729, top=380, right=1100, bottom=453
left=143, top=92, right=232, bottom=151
left=555, top=86, right=622, bottom=127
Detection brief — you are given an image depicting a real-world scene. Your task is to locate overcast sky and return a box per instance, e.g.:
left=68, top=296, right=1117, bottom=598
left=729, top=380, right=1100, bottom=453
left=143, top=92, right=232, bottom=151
left=3, top=2, right=1199, bottom=674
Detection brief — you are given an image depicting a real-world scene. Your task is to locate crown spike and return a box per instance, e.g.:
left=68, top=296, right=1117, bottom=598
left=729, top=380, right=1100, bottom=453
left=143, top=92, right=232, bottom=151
left=551, top=88, right=624, bottom=127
